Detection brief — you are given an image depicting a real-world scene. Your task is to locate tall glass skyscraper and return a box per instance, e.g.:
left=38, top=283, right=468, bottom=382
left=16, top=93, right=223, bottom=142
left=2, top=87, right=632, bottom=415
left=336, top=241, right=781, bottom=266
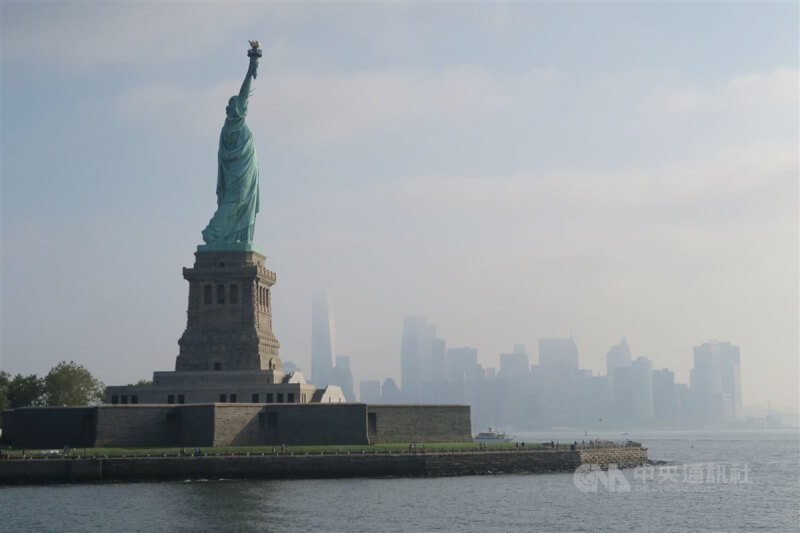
left=310, top=290, right=335, bottom=388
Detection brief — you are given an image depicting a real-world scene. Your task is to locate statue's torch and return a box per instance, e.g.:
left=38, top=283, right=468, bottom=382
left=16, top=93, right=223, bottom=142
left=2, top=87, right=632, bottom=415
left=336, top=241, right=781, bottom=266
left=247, top=40, right=262, bottom=79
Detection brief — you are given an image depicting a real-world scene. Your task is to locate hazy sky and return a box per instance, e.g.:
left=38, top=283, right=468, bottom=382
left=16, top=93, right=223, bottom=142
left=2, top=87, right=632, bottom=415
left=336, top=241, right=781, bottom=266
left=1, top=1, right=797, bottom=409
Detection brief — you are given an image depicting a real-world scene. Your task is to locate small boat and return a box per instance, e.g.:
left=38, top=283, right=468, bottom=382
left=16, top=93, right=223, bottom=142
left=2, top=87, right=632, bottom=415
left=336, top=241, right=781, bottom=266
left=474, top=427, right=514, bottom=443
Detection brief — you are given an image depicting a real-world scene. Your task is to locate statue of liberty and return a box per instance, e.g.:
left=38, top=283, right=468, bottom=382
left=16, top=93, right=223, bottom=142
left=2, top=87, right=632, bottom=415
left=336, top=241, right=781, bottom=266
left=201, top=42, right=262, bottom=250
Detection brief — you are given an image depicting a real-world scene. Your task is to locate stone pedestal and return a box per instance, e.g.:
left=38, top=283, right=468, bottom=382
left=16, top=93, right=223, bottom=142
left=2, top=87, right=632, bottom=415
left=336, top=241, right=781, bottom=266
left=176, top=250, right=281, bottom=371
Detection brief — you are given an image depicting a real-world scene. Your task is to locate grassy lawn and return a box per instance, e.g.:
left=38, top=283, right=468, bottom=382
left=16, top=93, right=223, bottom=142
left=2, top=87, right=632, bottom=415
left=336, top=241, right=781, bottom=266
left=3, top=441, right=545, bottom=457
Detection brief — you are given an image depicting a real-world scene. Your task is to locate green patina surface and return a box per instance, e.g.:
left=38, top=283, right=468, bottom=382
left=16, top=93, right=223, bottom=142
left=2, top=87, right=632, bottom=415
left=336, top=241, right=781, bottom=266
left=200, top=47, right=262, bottom=250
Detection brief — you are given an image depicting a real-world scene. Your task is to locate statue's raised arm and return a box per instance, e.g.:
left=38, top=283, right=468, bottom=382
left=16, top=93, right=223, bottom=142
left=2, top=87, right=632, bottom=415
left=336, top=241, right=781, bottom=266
left=237, top=40, right=261, bottom=110
left=200, top=42, right=263, bottom=251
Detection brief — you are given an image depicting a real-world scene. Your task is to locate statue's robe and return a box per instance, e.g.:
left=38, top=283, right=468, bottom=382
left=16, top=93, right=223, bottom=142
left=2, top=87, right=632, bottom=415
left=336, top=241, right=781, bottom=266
left=202, top=96, right=260, bottom=245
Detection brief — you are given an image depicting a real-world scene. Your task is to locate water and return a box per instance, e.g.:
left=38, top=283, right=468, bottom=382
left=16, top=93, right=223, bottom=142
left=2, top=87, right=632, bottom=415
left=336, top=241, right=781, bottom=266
left=2, top=429, right=797, bottom=532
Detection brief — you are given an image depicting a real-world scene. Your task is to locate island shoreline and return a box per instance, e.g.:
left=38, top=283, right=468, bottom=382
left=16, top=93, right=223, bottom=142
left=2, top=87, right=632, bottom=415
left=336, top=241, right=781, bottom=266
left=0, top=446, right=647, bottom=485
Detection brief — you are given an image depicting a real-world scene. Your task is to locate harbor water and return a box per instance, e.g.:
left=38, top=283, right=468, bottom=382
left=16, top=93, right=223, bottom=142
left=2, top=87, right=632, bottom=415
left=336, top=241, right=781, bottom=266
left=1, top=429, right=797, bottom=532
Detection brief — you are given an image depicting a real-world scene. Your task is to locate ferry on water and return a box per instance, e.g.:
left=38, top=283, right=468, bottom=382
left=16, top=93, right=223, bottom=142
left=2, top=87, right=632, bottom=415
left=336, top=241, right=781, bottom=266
left=474, top=427, right=515, bottom=443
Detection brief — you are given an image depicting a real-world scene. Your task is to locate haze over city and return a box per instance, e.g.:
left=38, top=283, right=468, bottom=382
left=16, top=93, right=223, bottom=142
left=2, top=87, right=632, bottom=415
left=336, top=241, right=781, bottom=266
left=1, top=2, right=797, bottom=414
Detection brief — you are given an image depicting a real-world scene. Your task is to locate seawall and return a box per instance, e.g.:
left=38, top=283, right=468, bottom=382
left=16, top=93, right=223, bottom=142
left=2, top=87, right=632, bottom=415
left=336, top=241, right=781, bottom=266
left=0, top=446, right=647, bottom=485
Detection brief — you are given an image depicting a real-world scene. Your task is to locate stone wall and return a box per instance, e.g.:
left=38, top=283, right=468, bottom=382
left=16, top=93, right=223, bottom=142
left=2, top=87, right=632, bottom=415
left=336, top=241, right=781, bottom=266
left=212, top=404, right=265, bottom=446
left=424, top=450, right=582, bottom=475
left=2, top=403, right=472, bottom=448
left=0, top=447, right=648, bottom=484
left=251, top=404, right=370, bottom=446
left=176, top=405, right=217, bottom=446
left=0, top=407, right=96, bottom=449
left=367, top=405, right=472, bottom=443
left=578, top=446, right=648, bottom=468
left=95, top=406, right=178, bottom=448
left=95, top=405, right=216, bottom=448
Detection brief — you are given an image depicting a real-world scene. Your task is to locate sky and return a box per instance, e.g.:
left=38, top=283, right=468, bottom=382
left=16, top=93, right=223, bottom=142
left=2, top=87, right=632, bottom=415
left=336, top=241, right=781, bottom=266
left=1, top=1, right=797, bottom=411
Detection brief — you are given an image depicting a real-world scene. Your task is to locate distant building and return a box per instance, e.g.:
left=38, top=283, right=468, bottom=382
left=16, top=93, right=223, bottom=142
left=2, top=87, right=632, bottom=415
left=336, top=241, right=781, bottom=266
left=359, top=380, right=381, bottom=403
left=310, top=290, right=335, bottom=388
left=585, top=375, right=610, bottom=425
left=631, top=356, right=653, bottom=421
left=675, top=383, right=692, bottom=420
left=432, top=337, right=446, bottom=384
left=536, top=338, right=580, bottom=425
left=446, top=347, right=481, bottom=382
left=692, top=341, right=742, bottom=422
left=652, top=368, right=677, bottom=421
left=381, top=378, right=403, bottom=403
left=606, top=337, right=632, bottom=391
left=330, top=355, right=355, bottom=402
left=539, top=338, right=579, bottom=374
left=499, top=350, right=530, bottom=379
left=612, top=366, right=634, bottom=424
left=400, top=316, right=439, bottom=401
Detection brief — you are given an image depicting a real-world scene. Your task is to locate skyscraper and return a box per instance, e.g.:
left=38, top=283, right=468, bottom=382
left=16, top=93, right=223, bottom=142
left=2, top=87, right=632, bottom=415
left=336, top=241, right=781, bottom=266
left=631, top=356, right=654, bottom=421
left=692, top=341, right=742, bottom=422
left=446, top=347, right=481, bottom=382
left=652, top=368, right=677, bottom=421
left=359, top=380, right=381, bottom=403
left=432, top=337, right=446, bottom=384
left=498, top=350, right=530, bottom=379
left=612, top=365, right=634, bottom=423
left=539, top=338, right=580, bottom=373
left=400, top=316, right=438, bottom=401
left=538, top=338, right=579, bottom=392
left=330, top=355, right=355, bottom=402
left=606, top=338, right=632, bottom=375
left=606, top=338, right=633, bottom=423
left=536, top=338, right=580, bottom=423
left=381, top=377, right=402, bottom=403
left=310, top=290, right=335, bottom=388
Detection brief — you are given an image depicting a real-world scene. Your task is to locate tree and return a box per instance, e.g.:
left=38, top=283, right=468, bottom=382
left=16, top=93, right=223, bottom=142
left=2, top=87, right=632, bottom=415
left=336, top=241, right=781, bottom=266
left=7, top=373, right=46, bottom=408
left=44, top=361, right=104, bottom=406
left=0, top=371, right=9, bottom=412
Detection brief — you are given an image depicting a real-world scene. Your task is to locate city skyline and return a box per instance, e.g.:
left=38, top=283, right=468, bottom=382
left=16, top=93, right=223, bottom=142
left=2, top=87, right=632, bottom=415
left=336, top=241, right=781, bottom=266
left=1, top=3, right=797, bottom=411
left=348, top=313, right=757, bottom=429
left=292, top=306, right=766, bottom=415
left=295, top=301, right=755, bottom=417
